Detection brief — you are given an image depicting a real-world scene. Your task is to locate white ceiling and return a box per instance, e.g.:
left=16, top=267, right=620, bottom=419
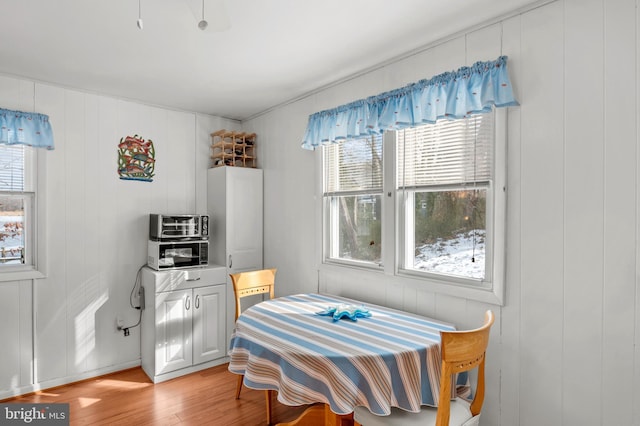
left=0, top=0, right=540, bottom=121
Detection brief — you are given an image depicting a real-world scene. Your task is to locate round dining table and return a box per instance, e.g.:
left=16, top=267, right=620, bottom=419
left=228, top=293, right=465, bottom=425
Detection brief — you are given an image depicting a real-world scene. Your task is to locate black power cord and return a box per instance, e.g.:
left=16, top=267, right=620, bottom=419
left=118, top=264, right=146, bottom=336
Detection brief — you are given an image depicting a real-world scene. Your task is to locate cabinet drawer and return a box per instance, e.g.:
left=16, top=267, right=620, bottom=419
left=188, top=266, right=226, bottom=287
left=152, top=266, right=226, bottom=293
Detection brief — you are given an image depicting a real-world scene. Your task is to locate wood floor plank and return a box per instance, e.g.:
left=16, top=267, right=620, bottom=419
left=2, top=364, right=309, bottom=425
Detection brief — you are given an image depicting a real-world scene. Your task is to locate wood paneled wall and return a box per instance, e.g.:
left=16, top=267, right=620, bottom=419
left=246, top=0, right=640, bottom=424
left=2, top=1, right=639, bottom=424
left=0, top=77, right=240, bottom=398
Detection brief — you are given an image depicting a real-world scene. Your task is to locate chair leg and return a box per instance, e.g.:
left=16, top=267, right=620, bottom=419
left=265, top=389, right=273, bottom=425
left=235, top=374, right=244, bottom=399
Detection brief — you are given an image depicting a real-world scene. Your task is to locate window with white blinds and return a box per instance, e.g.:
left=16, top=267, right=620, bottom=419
left=397, top=113, right=494, bottom=188
left=0, top=145, right=25, bottom=192
left=323, top=134, right=384, bottom=265
left=319, top=107, right=507, bottom=304
left=324, top=134, right=383, bottom=195
left=0, top=144, right=35, bottom=270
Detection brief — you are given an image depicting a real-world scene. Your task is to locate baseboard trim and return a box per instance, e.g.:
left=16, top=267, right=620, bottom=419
left=0, top=360, right=142, bottom=401
left=143, top=357, right=229, bottom=384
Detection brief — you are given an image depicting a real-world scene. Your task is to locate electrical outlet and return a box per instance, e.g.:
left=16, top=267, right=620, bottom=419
left=116, top=313, right=124, bottom=329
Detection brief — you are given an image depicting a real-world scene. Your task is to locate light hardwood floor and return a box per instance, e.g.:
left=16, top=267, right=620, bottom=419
left=2, top=364, right=309, bottom=425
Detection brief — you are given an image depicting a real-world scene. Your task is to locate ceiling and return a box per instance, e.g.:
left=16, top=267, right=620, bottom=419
left=0, top=0, right=540, bottom=121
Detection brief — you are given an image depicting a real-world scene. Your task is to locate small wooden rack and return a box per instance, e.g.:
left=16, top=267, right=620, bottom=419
left=210, top=130, right=256, bottom=168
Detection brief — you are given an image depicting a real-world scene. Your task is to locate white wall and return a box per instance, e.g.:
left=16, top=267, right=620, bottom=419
left=0, top=77, right=239, bottom=398
left=245, top=0, right=640, bottom=425
left=1, top=1, right=638, bottom=424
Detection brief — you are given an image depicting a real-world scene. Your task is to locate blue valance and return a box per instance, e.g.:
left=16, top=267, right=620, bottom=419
left=0, top=108, right=54, bottom=150
left=301, top=56, right=518, bottom=150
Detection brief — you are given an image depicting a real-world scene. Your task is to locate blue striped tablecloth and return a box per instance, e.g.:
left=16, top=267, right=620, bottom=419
left=228, top=293, right=463, bottom=416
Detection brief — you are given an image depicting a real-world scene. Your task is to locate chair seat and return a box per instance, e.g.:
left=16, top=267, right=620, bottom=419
left=353, top=398, right=479, bottom=426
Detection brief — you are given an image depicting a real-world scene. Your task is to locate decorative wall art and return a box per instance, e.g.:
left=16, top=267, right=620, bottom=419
left=117, top=135, right=155, bottom=182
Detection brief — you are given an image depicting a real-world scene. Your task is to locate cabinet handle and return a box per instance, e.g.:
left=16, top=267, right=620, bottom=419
left=195, top=294, right=200, bottom=309
left=228, top=254, right=232, bottom=268
left=185, top=295, right=191, bottom=311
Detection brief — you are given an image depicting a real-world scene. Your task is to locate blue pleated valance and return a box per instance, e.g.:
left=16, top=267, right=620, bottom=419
left=301, top=56, right=518, bottom=150
left=0, top=108, right=54, bottom=150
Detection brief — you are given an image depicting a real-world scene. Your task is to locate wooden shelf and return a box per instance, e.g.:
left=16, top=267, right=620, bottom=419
left=210, top=130, right=256, bottom=168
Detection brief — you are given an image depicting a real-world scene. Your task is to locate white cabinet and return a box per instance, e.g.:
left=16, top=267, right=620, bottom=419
left=141, top=266, right=227, bottom=383
left=193, top=285, right=226, bottom=364
left=207, top=166, right=263, bottom=342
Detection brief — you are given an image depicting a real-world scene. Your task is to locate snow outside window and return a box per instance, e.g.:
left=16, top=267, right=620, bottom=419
left=321, top=109, right=506, bottom=301
left=397, top=112, right=494, bottom=284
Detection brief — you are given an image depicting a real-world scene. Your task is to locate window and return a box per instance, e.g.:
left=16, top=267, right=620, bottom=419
left=0, top=144, right=36, bottom=272
left=321, top=109, right=506, bottom=301
left=397, top=113, right=494, bottom=282
left=323, top=135, right=383, bottom=265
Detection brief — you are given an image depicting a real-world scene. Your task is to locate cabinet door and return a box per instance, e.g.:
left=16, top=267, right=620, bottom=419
left=226, top=167, right=263, bottom=272
left=192, top=285, right=226, bottom=365
left=155, top=289, right=193, bottom=375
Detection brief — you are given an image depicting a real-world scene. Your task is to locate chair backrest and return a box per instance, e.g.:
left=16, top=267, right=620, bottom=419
left=436, top=310, right=494, bottom=426
left=230, top=268, right=277, bottom=320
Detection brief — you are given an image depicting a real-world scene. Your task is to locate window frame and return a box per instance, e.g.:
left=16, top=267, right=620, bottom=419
left=0, top=144, right=46, bottom=282
left=398, top=184, right=492, bottom=281
left=322, top=134, right=384, bottom=268
left=395, top=112, right=497, bottom=286
left=318, top=109, right=507, bottom=305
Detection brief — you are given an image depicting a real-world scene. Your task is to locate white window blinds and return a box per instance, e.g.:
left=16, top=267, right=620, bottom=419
left=0, top=145, right=25, bottom=191
left=397, top=112, right=494, bottom=188
left=324, top=135, right=383, bottom=195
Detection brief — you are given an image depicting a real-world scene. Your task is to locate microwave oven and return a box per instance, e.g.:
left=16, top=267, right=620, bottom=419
left=147, top=240, right=209, bottom=270
left=149, top=214, right=209, bottom=241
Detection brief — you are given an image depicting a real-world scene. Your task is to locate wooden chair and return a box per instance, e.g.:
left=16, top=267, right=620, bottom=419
left=230, top=268, right=277, bottom=425
left=353, top=310, right=494, bottom=426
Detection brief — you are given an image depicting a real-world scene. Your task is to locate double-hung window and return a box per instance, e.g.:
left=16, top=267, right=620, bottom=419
left=323, top=134, right=383, bottom=266
left=322, top=109, right=506, bottom=302
left=397, top=112, right=495, bottom=283
left=0, top=144, right=37, bottom=272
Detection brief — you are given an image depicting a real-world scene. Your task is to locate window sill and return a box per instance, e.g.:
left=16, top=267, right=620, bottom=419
left=0, top=268, right=45, bottom=282
left=319, top=262, right=504, bottom=306
left=397, top=269, right=503, bottom=305
left=323, top=258, right=383, bottom=271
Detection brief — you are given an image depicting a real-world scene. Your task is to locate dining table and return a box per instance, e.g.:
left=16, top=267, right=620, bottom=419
left=227, top=293, right=467, bottom=426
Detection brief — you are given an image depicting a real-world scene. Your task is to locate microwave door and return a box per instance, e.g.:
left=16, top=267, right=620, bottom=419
left=160, top=244, right=202, bottom=268
left=148, top=239, right=207, bottom=270
left=165, top=247, right=193, bottom=265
